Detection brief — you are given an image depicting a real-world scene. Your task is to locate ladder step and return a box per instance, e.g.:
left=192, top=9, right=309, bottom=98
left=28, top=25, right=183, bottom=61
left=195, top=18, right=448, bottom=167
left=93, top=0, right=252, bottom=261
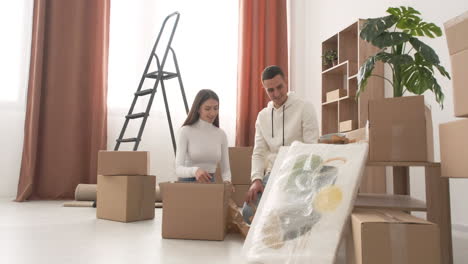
left=135, top=89, right=154, bottom=96
left=126, top=112, right=147, bottom=119
left=145, top=71, right=178, bottom=80
left=117, top=138, right=140, bottom=143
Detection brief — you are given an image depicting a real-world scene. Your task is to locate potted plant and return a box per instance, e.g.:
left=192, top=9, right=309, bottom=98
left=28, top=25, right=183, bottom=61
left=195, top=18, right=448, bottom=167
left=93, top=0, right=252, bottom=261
left=358, top=6, right=450, bottom=107
left=358, top=6, right=451, bottom=162
left=322, top=50, right=338, bottom=67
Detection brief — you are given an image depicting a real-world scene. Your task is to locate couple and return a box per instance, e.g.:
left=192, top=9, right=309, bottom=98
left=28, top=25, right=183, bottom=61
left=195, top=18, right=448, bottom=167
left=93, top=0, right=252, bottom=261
left=175, top=65, right=319, bottom=225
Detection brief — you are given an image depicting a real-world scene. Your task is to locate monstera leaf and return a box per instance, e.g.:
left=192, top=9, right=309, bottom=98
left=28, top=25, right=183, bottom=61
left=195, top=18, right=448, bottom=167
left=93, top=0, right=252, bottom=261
left=358, top=6, right=450, bottom=108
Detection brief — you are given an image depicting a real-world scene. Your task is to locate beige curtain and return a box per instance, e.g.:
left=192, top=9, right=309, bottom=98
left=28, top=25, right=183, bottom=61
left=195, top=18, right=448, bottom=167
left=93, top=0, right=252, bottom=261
left=16, top=0, right=110, bottom=201
left=235, top=0, right=289, bottom=147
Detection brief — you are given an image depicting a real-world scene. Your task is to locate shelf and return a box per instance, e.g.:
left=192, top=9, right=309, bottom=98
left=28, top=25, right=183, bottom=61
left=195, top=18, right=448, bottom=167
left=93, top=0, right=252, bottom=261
left=355, top=193, right=427, bottom=212
left=367, top=161, right=441, bottom=167
left=322, top=96, right=349, bottom=106
left=321, top=61, right=348, bottom=75
left=348, top=73, right=358, bottom=80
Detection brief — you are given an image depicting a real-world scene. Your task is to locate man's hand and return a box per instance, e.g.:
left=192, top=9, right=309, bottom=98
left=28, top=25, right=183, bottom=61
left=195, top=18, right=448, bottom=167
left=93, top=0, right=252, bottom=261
left=195, top=169, right=212, bottom=183
left=246, top=179, right=264, bottom=204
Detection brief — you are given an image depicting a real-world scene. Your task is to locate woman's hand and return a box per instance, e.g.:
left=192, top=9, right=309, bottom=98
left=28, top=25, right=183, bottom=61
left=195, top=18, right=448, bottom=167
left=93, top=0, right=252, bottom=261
left=195, top=168, right=212, bottom=183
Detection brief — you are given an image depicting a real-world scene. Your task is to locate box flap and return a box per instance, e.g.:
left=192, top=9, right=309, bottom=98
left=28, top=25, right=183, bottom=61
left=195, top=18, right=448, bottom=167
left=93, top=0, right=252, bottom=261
left=229, top=147, right=253, bottom=184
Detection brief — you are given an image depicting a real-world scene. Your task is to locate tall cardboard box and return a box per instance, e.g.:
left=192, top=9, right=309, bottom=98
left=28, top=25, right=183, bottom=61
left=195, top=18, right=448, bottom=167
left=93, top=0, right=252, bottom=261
left=369, top=96, right=434, bottom=162
left=97, top=175, right=156, bottom=222
left=229, top=147, right=253, bottom=184
left=160, top=182, right=230, bottom=240
left=231, top=184, right=249, bottom=207
left=98, top=151, right=150, bottom=175
left=439, top=119, right=468, bottom=178
left=445, top=11, right=468, bottom=117
left=349, top=209, right=440, bottom=264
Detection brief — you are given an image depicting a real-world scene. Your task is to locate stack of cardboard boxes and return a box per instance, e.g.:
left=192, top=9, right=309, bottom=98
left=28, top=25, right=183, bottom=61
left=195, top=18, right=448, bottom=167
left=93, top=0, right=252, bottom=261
left=440, top=11, right=468, bottom=179
left=96, top=151, right=156, bottom=222
left=340, top=127, right=442, bottom=263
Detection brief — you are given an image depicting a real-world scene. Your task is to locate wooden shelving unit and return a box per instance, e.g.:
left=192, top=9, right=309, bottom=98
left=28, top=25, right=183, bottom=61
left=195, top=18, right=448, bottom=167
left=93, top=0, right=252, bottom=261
left=321, top=20, right=383, bottom=134
left=321, top=20, right=386, bottom=194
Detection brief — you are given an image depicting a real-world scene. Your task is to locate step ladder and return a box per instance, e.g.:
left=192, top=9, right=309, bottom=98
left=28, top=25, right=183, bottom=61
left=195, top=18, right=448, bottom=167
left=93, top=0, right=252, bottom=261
left=114, top=12, right=189, bottom=152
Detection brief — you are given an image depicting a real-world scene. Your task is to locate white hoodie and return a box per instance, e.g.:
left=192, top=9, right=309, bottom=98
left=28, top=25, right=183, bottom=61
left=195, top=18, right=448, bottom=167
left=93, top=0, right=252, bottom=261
left=251, top=92, right=319, bottom=182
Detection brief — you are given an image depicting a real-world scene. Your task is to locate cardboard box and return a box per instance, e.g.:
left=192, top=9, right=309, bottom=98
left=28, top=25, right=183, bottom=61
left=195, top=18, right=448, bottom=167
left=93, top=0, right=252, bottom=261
left=98, top=151, right=150, bottom=175
left=160, top=182, right=230, bottom=240
left=369, top=96, right=434, bottom=162
left=97, top=175, right=156, bottom=222
left=231, top=184, right=249, bottom=207
left=444, top=10, right=468, bottom=55
left=229, top=147, right=253, bottom=184
left=349, top=209, right=440, bottom=264
left=449, top=49, right=468, bottom=117
left=326, top=89, right=347, bottom=102
left=339, top=120, right=355, bottom=132
left=439, top=119, right=468, bottom=178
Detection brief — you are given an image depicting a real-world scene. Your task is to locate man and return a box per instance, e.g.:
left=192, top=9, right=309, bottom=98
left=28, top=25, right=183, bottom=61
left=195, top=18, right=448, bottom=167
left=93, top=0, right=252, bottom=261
left=242, top=65, right=319, bottom=224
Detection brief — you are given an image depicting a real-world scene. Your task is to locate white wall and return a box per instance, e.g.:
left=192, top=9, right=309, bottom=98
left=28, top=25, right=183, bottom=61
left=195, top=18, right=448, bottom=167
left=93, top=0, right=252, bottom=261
left=289, top=0, right=468, bottom=228
left=108, top=0, right=238, bottom=183
left=0, top=1, right=33, bottom=198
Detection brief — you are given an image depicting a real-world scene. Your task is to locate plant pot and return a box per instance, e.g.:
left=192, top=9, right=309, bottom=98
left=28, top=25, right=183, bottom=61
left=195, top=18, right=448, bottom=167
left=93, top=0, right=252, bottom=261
left=332, top=59, right=338, bottom=66
left=368, top=95, right=434, bottom=162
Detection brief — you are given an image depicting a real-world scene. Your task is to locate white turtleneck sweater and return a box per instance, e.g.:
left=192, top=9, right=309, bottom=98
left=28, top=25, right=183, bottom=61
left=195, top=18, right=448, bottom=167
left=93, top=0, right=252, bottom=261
left=175, top=119, right=231, bottom=182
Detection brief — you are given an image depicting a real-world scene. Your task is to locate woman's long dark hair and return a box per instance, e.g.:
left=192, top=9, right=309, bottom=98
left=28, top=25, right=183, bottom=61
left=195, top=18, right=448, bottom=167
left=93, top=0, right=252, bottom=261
left=182, top=89, right=220, bottom=127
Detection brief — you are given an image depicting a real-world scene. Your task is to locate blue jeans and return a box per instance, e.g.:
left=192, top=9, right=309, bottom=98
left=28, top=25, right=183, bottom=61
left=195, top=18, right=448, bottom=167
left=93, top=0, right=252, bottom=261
left=178, top=173, right=215, bottom=183
left=242, top=173, right=270, bottom=225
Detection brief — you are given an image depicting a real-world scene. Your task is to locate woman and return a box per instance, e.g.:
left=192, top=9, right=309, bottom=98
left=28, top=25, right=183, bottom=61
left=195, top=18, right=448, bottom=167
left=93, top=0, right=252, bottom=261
left=175, top=89, right=231, bottom=183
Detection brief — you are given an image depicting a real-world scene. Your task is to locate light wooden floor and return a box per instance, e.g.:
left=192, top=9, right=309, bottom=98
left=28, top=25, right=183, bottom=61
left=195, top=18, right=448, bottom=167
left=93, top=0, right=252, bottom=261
left=0, top=199, right=466, bottom=264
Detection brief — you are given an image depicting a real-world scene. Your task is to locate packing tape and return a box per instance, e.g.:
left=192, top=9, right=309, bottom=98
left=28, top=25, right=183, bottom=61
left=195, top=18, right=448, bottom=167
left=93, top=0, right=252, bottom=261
left=389, top=224, right=408, bottom=264
left=391, top=125, right=404, bottom=160
left=74, top=182, right=162, bottom=202
left=376, top=210, right=409, bottom=264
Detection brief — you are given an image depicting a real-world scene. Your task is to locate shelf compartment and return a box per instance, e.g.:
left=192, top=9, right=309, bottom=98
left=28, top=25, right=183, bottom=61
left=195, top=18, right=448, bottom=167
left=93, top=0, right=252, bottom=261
left=322, top=34, right=338, bottom=72
left=321, top=62, right=348, bottom=103
left=322, top=101, right=338, bottom=135
left=348, top=77, right=358, bottom=97
left=339, top=22, right=358, bottom=76
left=338, top=97, right=358, bottom=131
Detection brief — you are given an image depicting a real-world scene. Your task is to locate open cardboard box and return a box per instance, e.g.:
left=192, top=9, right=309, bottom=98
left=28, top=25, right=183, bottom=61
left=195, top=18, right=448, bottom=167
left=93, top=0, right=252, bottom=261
left=160, top=182, right=231, bottom=241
